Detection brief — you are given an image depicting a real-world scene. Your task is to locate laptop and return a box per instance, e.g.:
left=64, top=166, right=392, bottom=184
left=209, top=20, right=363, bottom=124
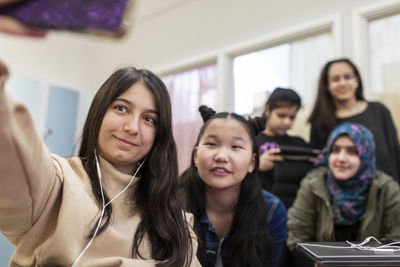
left=297, top=241, right=400, bottom=266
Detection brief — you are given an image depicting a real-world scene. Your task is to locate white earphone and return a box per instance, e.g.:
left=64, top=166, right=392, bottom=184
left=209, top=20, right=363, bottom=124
left=72, top=151, right=148, bottom=266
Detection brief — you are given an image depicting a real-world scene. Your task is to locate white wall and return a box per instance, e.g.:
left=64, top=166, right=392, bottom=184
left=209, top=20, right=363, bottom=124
left=0, top=0, right=385, bottom=93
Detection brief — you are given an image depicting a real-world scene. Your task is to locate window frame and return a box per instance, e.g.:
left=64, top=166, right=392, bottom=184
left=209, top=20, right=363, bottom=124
left=352, top=0, right=400, bottom=98
left=154, top=14, right=341, bottom=112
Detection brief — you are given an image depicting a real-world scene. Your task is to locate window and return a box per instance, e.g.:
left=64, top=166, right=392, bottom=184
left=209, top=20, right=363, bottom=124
left=367, top=12, right=400, bottom=140
left=368, top=13, right=400, bottom=93
left=233, top=33, right=334, bottom=116
left=233, top=44, right=290, bottom=115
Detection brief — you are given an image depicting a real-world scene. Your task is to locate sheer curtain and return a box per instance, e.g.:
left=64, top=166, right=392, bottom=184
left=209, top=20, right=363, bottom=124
left=289, top=33, right=334, bottom=140
left=290, top=32, right=334, bottom=105
left=162, top=65, right=217, bottom=174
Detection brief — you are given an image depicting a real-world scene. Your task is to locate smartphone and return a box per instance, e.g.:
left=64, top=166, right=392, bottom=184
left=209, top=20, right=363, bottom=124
left=0, top=0, right=135, bottom=37
left=279, top=145, right=322, bottom=157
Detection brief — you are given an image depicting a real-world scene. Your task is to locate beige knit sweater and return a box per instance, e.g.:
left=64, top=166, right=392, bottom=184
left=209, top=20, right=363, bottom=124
left=0, top=91, right=200, bottom=267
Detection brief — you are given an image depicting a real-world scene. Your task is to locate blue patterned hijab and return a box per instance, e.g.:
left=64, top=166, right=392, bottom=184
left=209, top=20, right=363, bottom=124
left=320, top=122, right=376, bottom=225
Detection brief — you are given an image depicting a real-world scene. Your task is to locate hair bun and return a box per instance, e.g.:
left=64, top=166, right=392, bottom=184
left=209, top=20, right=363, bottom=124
left=198, top=105, right=216, bottom=122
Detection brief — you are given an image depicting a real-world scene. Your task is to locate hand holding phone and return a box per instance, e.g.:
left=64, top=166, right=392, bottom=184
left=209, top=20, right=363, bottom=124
left=0, top=0, right=135, bottom=37
left=260, top=142, right=322, bottom=164
left=0, top=0, right=46, bottom=37
left=259, top=147, right=284, bottom=172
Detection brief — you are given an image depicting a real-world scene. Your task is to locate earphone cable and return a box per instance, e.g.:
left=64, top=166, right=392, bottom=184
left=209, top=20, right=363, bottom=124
left=71, top=151, right=147, bottom=266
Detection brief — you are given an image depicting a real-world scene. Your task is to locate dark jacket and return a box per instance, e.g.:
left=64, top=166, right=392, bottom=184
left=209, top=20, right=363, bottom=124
left=198, top=190, right=287, bottom=267
left=287, top=166, right=400, bottom=251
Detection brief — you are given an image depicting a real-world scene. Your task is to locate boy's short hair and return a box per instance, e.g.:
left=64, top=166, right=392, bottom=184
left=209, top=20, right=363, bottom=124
left=266, top=87, right=301, bottom=111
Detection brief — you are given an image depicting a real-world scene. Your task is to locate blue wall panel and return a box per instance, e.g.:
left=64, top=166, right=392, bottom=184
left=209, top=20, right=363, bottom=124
left=44, top=86, right=79, bottom=157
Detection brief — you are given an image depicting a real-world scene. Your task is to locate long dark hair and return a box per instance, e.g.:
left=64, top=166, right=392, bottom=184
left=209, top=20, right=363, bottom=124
left=78, top=67, right=192, bottom=267
left=308, top=58, right=365, bottom=132
left=181, top=105, right=274, bottom=267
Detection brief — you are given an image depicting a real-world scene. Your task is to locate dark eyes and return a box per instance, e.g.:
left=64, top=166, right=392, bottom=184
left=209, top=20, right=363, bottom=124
left=344, top=74, right=354, bottom=80
left=144, top=115, right=156, bottom=125
left=204, top=142, right=243, bottom=149
left=331, top=146, right=358, bottom=155
left=115, top=105, right=127, bottom=112
left=330, top=73, right=355, bottom=82
left=113, top=105, right=157, bottom=125
left=277, top=114, right=295, bottom=120
left=348, top=148, right=358, bottom=155
left=205, top=142, right=216, bottom=146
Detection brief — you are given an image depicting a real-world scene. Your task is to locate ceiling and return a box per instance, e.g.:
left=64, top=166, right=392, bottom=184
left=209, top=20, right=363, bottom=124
left=134, top=0, right=191, bottom=23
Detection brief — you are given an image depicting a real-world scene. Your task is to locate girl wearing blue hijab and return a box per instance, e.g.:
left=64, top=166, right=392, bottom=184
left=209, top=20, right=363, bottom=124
left=287, top=122, right=400, bottom=252
left=322, top=122, right=375, bottom=226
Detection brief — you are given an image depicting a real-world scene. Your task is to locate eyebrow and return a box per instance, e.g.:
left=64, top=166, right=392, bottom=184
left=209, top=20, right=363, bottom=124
left=277, top=112, right=295, bottom=116
left=330, top=72, right=353, bottom=78
left=332, top=145, right=357, bottom=148
left=115, top=97, right=159, bottom=116
left=205, top=134, right=246, bottom=142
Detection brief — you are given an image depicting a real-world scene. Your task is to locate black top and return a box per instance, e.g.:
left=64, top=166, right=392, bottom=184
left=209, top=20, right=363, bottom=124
left=334, top=221, right=360, bottom=242
left=255, top=133, right=313, bottom=209
left=310, top=101, right=400, bottom=182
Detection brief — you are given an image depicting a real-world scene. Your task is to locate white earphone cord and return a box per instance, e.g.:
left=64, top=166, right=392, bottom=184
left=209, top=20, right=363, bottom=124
left=300, top=236, right=400, bottom=252
left=71, top=152, right=148, bottom=266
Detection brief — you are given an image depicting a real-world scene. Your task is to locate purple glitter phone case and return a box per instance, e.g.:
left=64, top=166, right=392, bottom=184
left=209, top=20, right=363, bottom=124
left=0, top=0, right=131, bottom=35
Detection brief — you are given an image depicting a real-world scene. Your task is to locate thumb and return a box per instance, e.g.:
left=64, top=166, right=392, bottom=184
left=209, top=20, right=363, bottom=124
left=0, top=59, right=10, bottom=90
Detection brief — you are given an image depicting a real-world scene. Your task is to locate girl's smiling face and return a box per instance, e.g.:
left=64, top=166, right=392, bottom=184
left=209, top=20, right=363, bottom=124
left=327, top=62, right=359, bottom=103
left=328, top=135, right=361, bottom=180
left=97, top=82, right=158, bottom=174
left=194, top=118, right=255, bottom=192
